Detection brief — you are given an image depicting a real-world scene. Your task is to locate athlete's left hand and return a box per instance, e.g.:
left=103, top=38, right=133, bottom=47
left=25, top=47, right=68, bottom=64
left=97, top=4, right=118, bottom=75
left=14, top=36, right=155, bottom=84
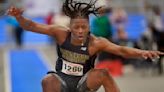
left=141, top=50, right=164, bottom=59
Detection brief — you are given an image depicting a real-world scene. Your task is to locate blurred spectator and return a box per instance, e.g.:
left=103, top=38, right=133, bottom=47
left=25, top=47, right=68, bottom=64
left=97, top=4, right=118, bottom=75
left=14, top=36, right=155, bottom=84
left=144, top=5, right=164, bottom=38
left=90, top=7, right=114, bottom=62
left=111, top=8, right=134, bottom=65
left=5, top=0, right=25, bottom=48
left=45, top=12, right=55, bottom=25
left=136, top=24, right=158, bottom=75
left=137, top=25, right=158, bottom=51
left=6, top=16, right=24, bottom=48
left=150, top=6, right=164, bottom=75
left=115, top=26, right=128, bottom=44
left=151, top=6, right=164, bottom=32
left=111, top=7, right=127, bottom=34
left=91, top=7, right=113, bottom=40
left=111, top=9, right=138, bottom=73
left=115, top=26, right=134, bottom=48
left=142, top=4, right=164, bottom=75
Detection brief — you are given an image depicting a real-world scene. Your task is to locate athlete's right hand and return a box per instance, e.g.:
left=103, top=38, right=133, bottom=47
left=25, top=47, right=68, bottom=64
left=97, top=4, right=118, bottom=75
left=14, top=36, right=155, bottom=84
left=7, top=6, right=24, bottom=18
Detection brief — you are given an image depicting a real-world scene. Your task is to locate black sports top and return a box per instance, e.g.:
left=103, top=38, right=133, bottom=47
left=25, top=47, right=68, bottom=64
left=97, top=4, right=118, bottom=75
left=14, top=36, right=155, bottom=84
left=56, top=33, right=97, bottom=76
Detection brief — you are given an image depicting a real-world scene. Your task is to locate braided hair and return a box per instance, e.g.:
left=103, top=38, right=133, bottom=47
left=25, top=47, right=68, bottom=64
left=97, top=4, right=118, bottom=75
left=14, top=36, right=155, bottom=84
left=62, top=0, right=102, bottom=19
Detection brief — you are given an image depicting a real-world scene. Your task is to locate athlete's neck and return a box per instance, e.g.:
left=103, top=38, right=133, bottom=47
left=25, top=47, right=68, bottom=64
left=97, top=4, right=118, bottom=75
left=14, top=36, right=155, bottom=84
left=71, top=36, right=86, bottom=46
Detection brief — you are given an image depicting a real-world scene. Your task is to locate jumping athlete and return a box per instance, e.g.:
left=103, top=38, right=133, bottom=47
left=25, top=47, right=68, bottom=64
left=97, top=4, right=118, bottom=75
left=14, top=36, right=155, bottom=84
left=7, top=0, right=164, bottom=92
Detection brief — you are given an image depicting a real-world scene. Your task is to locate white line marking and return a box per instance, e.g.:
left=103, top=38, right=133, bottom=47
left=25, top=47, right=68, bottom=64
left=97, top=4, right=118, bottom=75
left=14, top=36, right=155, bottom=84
left=4, top=49, right=12, bottom=92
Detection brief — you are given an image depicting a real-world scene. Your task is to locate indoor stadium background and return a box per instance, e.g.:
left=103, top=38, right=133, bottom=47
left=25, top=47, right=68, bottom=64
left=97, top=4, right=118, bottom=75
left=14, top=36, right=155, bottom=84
left=0, top=0, right=164, bottom=92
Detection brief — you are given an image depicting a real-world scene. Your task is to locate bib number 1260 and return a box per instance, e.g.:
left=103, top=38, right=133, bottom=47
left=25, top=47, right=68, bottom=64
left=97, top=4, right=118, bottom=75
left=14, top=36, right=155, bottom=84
left=62, top=60, right=83, bottom=76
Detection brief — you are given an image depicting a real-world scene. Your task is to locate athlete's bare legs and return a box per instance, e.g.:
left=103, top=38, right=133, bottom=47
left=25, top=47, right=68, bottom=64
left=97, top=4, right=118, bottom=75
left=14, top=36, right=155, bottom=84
left=86, top=69, right=120, bottom=92
left=42, top=73, right=67, bottom=92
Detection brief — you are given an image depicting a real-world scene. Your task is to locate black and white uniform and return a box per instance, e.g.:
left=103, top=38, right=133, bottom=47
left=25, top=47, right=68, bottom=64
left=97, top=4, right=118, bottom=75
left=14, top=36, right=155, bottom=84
left=52, top=33, right=97, bottom=92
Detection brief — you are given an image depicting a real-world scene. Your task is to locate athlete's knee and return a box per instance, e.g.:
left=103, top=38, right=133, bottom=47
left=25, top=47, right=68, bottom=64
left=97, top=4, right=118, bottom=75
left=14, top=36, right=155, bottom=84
left=96, top=69, right=120, bottom=92
left=98, top=69, right=109, bottom=78
left=82, top=69, right=109, bottom=91
left=90, top=69, right=109, bottom=79
left=42, top=74, right=59, bottom=86
left=42, top=73, right=68, bottom=92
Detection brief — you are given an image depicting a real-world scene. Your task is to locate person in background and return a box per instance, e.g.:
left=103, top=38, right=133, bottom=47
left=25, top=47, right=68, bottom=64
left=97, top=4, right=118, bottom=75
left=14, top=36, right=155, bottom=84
left=6, top=0, right=24, bottom=48
left=150, top=6, right=164, bottom=75
left=6, top=16, right=24, bottom=47
left=45, top=12, right=55, bottom=25
left=91, top=7, right=112, bottom=40
left=90, top=7, right=114, bottom=62
left=143, top=3, right=164, bottom=75
left=111, top=7, right=127, bottom=39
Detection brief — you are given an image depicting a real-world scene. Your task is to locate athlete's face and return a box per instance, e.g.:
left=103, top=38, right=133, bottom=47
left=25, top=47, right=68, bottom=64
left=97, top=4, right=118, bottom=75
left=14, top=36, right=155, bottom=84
left=70, top=18, right=90, bottom=41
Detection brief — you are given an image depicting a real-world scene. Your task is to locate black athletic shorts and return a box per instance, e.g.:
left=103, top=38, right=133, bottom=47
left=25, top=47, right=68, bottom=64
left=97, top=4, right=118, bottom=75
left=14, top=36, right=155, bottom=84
left=47, top=71, right=92, bottom=92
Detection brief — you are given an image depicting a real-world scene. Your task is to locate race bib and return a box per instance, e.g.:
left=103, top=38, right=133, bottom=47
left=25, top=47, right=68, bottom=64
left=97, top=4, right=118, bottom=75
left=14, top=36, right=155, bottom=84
left=61, top=60, right=83, bottom=76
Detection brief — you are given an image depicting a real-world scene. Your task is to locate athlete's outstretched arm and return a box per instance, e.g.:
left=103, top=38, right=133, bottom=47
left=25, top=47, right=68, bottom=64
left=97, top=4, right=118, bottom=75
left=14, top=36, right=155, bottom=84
left=97, top=37, right=164, bottom=59
left=7, top=6, right=68, bottom=37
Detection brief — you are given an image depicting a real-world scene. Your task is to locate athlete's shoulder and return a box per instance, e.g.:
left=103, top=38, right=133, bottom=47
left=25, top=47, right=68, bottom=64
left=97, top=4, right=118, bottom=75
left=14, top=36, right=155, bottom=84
left=51, top=25, right=70, bottom=44
left=89, top=35, right=109, bottom=49
left=51, top=25, right=70, bottom=32
left=90, top=35, right=108, bottom=45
